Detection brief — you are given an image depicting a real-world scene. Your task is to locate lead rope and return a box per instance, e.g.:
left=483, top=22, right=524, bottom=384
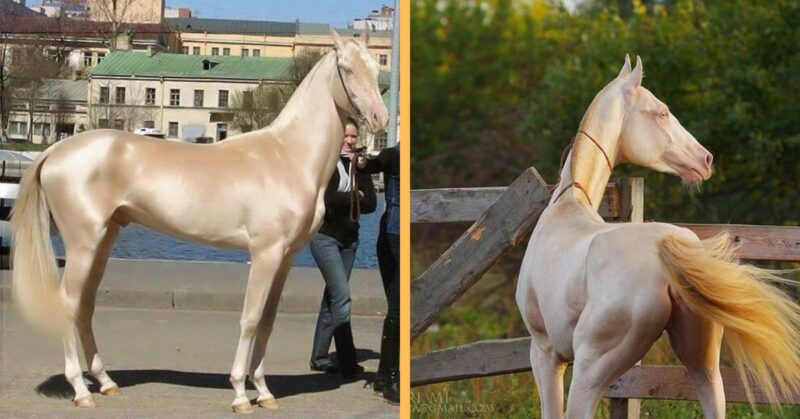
left=551, top=130, right=613, bottom=206
left=349, top=156, right=361, bottom=222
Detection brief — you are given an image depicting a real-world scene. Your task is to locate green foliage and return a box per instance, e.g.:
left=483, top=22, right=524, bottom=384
left=412, top=0, right=800, bottom=225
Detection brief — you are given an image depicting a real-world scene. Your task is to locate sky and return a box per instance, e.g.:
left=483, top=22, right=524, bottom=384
left=165, top=0, right=394, bottom=27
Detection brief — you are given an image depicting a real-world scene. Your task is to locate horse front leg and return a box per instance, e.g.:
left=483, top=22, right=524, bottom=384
left=247, top=255, right=294, bottom=410
left=229, top=242, right=287, bottom=414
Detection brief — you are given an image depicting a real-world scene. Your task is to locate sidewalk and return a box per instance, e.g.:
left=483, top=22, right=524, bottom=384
left=0, top=258, right=387, bottom=315
left=0, top=307, right=398, bottom=418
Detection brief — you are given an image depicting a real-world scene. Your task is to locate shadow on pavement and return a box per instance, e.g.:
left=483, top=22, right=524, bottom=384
left=36, top=369, right=378, bottom=400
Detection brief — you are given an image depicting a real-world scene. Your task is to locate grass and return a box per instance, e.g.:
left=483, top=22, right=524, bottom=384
left=0, top=141, right=50, bottom=152
left=411, top=232, right=800, bottom=418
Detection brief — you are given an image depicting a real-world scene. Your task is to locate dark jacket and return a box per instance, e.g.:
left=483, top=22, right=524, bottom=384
left=361, top=145, right=399, bottom=235
left=318, top=155, right=377, bottom=246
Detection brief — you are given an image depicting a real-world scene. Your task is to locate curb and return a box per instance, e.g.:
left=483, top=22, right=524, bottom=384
left=0, top=259, right=388, bottom=315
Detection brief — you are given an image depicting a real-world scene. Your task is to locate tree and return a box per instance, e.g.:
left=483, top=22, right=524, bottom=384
left=230, top=84, right=289, bottom=133
left=10, top=45, right=63, bottom=142
left=230, top=49, right=324, bottom=133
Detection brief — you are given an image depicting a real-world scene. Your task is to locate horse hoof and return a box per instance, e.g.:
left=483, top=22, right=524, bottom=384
left=232, top=402, right=254, bottom=414
left=74, top=395, right=96, bottom=407
left=257, top=397, right=278, bottom=409
left=101, top=385, right=122, bottom=396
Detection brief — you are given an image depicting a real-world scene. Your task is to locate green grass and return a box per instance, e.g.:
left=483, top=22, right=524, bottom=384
left=411, top=251, right=800, bottom=418
left=0, top=141, right=50, bottom=152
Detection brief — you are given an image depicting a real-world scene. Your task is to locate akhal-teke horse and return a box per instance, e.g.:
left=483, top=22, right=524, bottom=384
left=11, top=30, right=388, bottom=413
left=516, top=55, right=800, bottom=418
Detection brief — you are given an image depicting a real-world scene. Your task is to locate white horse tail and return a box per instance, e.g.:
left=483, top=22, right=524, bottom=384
left=659, top=232, right=800, bottom=406
left=10, top=149, right=67, bottom=337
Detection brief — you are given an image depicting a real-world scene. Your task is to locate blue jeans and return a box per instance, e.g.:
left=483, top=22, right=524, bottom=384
left=309, top=233, right=358, bottom=368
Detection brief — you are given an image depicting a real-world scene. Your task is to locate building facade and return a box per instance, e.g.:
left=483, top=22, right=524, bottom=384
left=169, top=18, right=394, bottom=71
left=7, top=78, right=89, bottom=144
left=88, top=0, right=163, bottom=24
left=88, top=51, right=294, bottom=142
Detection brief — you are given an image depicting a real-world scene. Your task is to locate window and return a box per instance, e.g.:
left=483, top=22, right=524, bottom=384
left=113, top=119, right=124, bottom=130
left=222, top=48, right=230, bottom=56
left=170, top=89, right=180, bottom=106
left=379, top=54, right=387, bottom=66
left=193, top=47, right=200, bottom=55
left=218, top=90, right=229, bottom=107
left=84, top=52, right=92, bottom=67
left=144, top=120, right=155, bottom=129
left=33, top=123, right=51, bottom=137
left=211, top=47, right=219, bottom=56
left=181, top=46, right=189, bottom=54
left=241, top=48, right=249, bottom=57
left=194, top=90, right=204, bottom=107
left=98, top=119, right=110, bottom=128
left=252, top=49, right=260, bottom=57
left=9, top=121, right=27, bottom=135
left=145, top=88, right=156, bottom=105
left=115, top=87, right=126, bottom=104
left=99, top=87, right=109, bottom=104
left=97, top=53, right=105, bottom=64
left=168, top=122, right=178, bottom=137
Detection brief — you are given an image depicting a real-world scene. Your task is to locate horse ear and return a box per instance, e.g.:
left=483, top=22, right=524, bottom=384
left=629, top=55, right=643, bottom=88
left=617, top=54, right=632, bottom=79
left=331, top=28, right=345, bottom=51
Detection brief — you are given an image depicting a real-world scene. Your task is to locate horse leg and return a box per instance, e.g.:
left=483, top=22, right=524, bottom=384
left=565, top=296, right=670, bottom=419
left=667, top=299, right=725, bottom=418
left=76, top=224, right=121, bottom=397
left=229, top=243, right=287, bottom=414
left=59, top=224, right=115, bottom=407
left=530, top=332, right=567, bottom=419
left=247, top=256, right=293, bottom=410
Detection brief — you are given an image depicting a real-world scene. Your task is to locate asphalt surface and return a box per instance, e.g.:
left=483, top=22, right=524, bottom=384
left=0, top=306, right=398, bottom=418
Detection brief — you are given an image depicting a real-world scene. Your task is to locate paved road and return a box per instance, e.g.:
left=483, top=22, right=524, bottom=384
left=0, top=307, right=398, bottom=418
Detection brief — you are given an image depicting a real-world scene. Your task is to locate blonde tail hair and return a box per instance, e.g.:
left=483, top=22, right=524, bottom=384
left=10, top=150, right=67, bottom=337
left=659, top=233, right=800, bottom=406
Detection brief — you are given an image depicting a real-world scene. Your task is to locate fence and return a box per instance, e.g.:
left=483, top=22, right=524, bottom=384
left=410, top=167, right=800, bottom=418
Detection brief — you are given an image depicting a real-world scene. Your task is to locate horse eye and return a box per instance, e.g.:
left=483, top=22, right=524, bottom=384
left=659, top=110, right=668, bottom=119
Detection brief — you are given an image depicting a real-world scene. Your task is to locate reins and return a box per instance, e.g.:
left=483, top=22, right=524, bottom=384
left=551, top=130, right=613, bottom=206
left=348, top=156, right=361, bottom=222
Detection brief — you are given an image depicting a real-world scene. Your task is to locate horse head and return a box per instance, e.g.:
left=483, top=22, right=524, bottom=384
left=331, top=29, right=389, bottom=134
left=614, top=55, right=713, bottom=184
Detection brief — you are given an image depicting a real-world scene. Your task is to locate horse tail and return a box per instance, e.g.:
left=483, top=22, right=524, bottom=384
left=10, top=148, right=67, bottom=337
left=659, top=232, right=800, bottom=406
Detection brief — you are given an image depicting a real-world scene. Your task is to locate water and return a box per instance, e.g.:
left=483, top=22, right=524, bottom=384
left=49, top=197, right=384, bottom=269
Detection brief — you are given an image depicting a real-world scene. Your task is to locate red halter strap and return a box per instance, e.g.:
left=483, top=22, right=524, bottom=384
left=552, top=131, right=613, bottom=206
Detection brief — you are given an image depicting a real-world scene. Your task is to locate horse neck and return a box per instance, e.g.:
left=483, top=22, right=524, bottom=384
left=259, top=52, right=350, bottom=189
left=550, top=100, right=623, bottom=211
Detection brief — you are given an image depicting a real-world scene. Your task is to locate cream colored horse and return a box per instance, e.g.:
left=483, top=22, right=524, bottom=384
left=11, top=30, right=388, bottom=413
left=516, top=56, right=800, bottom=418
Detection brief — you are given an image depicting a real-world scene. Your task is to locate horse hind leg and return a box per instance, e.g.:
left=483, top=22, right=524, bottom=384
left=59, top=222, right=120, bottom=406
left=76, top=223, right=122, bottom=397
left=666, top=299, right=725, bottom=418
left=565, top=297, right=670, bottom=419
left=247, top=256, right=294, bottom=410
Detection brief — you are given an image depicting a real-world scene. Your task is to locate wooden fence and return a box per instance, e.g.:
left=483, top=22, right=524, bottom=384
left=410, top=167, right=800, bottom=417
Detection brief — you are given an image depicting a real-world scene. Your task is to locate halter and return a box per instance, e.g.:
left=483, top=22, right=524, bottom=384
left=552, top=130, right=614, bottom=206
left=336, top=58, right=366, bottom=124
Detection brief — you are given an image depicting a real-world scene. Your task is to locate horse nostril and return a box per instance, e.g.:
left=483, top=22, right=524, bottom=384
left=706, top=153, right=713, bottom=167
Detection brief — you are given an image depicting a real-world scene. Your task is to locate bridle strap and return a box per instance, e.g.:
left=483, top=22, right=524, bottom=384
left=552, top=130, right=614, bottom=206
left=578, top=129, right=613, bottom=172
left=553, top=181, right=593, bottom=206
left=336, top=60, right=366, bottom=123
